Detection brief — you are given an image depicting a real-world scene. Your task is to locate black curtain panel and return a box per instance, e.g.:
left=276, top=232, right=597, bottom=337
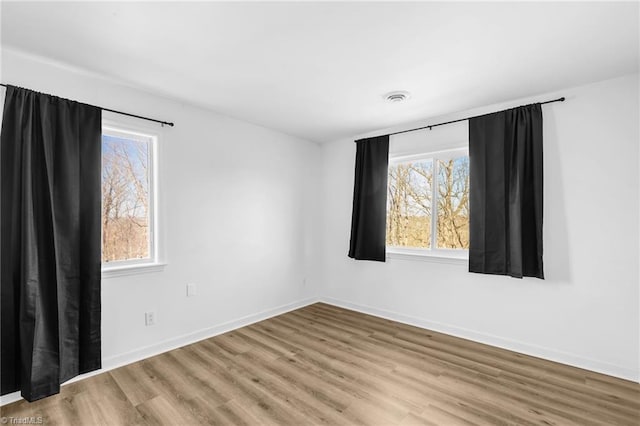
left=1, top=86, right=102, bottom=401
left=468, top=103, right=544, bottom=279
left=348, top=135, right=389, bottom=262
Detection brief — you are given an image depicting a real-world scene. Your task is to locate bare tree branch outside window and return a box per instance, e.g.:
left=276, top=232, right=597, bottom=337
left=102, top=134, right=151, bottom=262
left=386, top=154, right=469, bottom=250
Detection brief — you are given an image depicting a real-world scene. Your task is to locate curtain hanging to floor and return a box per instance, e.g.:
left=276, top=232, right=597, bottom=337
left=1, top=85, right=102, bottom=401
left=348, top=135, right=389, bottom=262
left=468, top=103, right=544, bottom=279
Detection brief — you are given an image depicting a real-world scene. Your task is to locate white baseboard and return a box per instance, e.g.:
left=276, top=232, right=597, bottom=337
left=0, top=297, right=320, bottom=406
left=320, top=297, right=640, bottom=383
left=4, top=295, right=635, bottom=407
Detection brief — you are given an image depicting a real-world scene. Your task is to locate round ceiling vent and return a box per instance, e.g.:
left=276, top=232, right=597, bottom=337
left=384, top=91, right=410, bottom=103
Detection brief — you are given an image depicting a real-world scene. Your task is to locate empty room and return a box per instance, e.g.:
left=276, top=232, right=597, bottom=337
left=0, top=1, right=638, bottom=425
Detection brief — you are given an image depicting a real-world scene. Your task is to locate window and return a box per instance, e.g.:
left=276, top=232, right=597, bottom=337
left=101, top=125, right=159, bottom=272
left=386, top=148, right=469, bottom=258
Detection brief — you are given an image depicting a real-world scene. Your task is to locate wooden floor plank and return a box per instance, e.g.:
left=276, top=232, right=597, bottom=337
left=2, top=303, right=638, bottom=425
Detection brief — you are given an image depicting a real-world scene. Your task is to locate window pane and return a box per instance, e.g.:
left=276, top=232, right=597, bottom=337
left=437, top=156, right=469, bottom=249
left=102, top=133, right=151, bottom=262
left=386, top=160, right=432, bottom=248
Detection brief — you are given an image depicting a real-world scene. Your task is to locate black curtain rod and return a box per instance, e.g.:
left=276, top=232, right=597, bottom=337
left=369, top=97, right=566, bottom=139
left=0, top=83, right=175, bottom=127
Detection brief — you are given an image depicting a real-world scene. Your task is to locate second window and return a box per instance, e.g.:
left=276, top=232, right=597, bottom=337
left=386, top=148, right=469, bottom=255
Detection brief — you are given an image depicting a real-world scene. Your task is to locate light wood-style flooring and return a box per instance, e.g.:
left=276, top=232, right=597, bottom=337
left=2, top=303, right=639, bottom=425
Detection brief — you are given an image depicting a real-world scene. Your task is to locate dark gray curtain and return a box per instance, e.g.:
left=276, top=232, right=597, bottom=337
left=1, top=86, right=102, bottom=401
left=468, top=103, right=544, bottom=279
left=348, top=135, right=389, bottom=261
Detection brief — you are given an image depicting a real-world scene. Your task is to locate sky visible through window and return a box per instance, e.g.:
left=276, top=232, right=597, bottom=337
left=387, top=154, right=469, bottom=250
left=101, top=133, right=151, bottom=263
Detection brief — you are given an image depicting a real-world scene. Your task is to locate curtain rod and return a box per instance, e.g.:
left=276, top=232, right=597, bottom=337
left=0, top=83, right=175, bottom=127
left=362, top=96, right=565, bottom=140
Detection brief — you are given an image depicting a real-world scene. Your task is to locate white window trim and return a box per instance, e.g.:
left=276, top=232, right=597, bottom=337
left=102, top=261, right=167, bottom=278
left=387, top=146, right=469, bottom=262
left=386, top=249, right=468, bottom=265
left=101, top=117, right=166, bottom=278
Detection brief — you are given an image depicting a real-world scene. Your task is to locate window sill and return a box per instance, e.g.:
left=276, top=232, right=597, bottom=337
left=102, top=262, right=166, bottom=279
left=386, top=249, right=468, bottom=265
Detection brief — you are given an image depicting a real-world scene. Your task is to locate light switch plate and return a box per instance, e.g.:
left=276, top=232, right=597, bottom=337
left=187, top=283, right=197, bottom=297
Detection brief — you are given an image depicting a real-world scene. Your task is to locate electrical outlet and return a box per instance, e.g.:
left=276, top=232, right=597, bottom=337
left=145, top=311, right=156, bottom=326
left=187, top=283, right=197, bottom=297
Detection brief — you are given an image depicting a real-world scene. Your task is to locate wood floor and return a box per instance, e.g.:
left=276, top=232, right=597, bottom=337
left=2, top=303, right=639, bottom=425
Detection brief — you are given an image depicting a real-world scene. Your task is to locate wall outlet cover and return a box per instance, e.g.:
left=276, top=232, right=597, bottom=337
left=145, top=311, right=156, bottom=326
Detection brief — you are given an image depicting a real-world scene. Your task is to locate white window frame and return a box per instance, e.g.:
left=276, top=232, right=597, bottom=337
left=386, top=147, right=469, bottom=263
left=101, top=118, right=165, bottom=278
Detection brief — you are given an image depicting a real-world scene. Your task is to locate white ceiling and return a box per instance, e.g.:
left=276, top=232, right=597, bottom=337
left=2, top=2, right=638, bottom=143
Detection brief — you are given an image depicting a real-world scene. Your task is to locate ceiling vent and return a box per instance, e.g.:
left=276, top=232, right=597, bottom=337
left=384, top=91, right=410, bottom=103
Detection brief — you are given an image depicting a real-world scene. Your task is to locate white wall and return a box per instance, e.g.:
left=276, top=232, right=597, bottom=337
left=0, top=48, right=321, bottom=403
left=319, top=73, right=640, bottom=381
left=1, top=45, right=637, bottom=410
